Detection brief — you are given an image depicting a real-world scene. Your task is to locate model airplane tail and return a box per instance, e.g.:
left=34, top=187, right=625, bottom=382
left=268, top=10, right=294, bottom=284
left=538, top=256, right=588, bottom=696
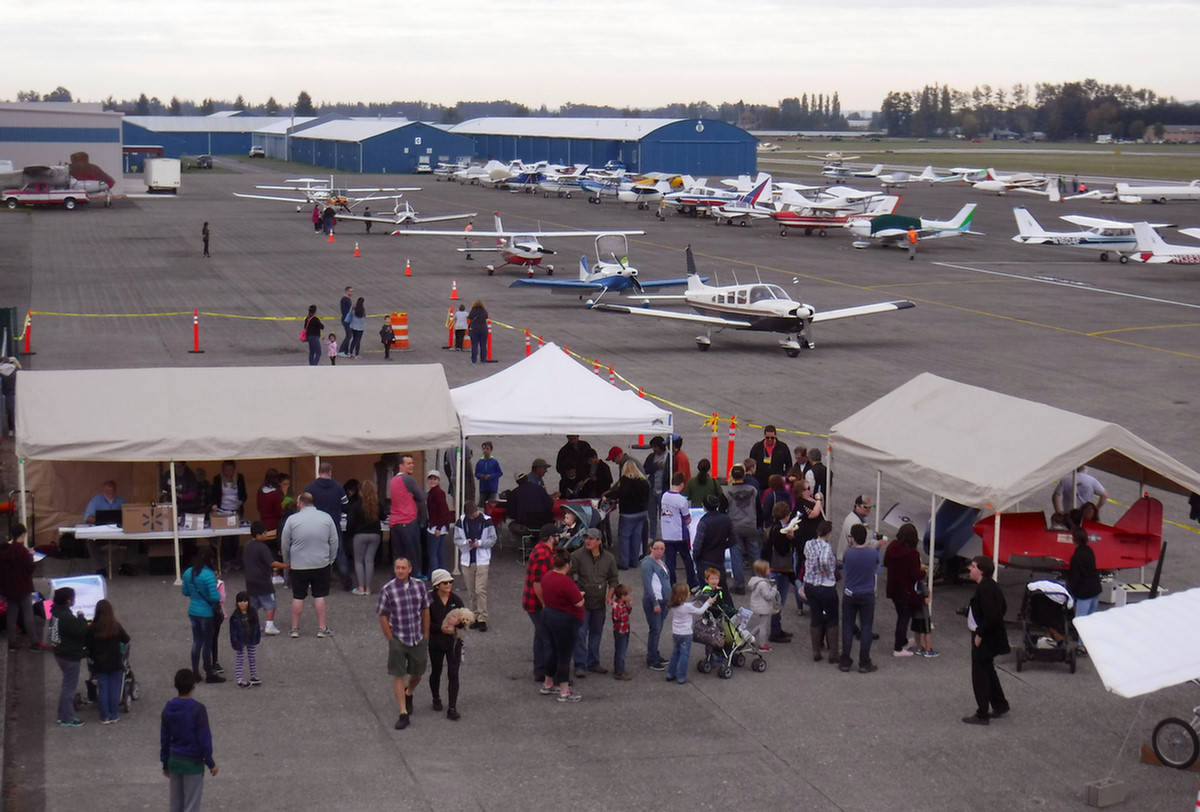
left=1012, top=207, right=1049, bottom=242
left=1113, top=495, right=1163, bottom=536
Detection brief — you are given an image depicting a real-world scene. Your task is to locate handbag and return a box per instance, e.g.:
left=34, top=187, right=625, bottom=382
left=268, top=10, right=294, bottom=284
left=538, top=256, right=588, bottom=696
left=299, top=316, right=311, bottom=342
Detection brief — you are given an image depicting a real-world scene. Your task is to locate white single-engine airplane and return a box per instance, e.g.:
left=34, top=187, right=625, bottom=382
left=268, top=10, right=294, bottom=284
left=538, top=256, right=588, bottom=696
left=1115, top=179, right=1200, bottom=204
left=588, top=246, right=915, bottom=356
left=386, top=212, right=645, bottom=276
left=335, top=199, right=478, bottom=231
left=1009, top=208, right=1173, bottom=262
left=509, top=234, right=699, bottom=296
left=1130, top=222, right=1200, bottom=264
left=233, top=176, right=418, bottom=212
left=847, top=203, right=982, bottom=247
left=971, top=168, right=1046, bottom=195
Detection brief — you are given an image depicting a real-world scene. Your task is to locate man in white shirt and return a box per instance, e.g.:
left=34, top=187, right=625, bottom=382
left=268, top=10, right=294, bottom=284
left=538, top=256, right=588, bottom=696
left=839, top=494, right=874, bottom=561
left=659, top=473, right=695, bottom=588
left=1052, top=466, right=1108, bottom=516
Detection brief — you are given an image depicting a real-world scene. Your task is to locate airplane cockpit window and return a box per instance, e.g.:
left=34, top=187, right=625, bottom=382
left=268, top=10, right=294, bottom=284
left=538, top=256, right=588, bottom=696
left=736, top=290, right=748, bottom=305
left=749, top=286, right=773, bottom=303
left=766, top=285, right=788, bottom=300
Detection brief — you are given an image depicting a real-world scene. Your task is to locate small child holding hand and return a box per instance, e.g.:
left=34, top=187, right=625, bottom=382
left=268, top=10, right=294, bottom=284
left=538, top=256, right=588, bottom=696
left=611, top=584, right=633, bottom=680
left=666, top=583, right=713, bottom=685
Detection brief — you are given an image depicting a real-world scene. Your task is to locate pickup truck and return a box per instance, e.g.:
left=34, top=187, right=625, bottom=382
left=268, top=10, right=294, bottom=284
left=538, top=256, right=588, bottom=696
left=3, top=182, right=89, bottom=210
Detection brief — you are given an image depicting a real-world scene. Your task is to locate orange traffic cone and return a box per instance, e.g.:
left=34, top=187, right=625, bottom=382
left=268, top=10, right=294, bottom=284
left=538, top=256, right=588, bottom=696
left=404, top=258, right=412, bottom=277
left=353, top=242, right=360, bottom=257
left=328, top=231, right=334, bottom=244
left=450, top=280, right=459, bottom=300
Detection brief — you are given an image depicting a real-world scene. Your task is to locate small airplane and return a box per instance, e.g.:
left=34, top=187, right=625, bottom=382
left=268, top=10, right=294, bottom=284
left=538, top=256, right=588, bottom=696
left=930, top=167, right=988, bottom=184
left=807, top=151, right=860, bottom=164
left=587, top=246, right=915, bottom=356
left=773, top=193, right=900, bottom=237
left=822, top=163, right=883, bottom=181
left=385, top=211, right=645, bottom=276
left=335, top=199, right=478, bottom=231
left=664, top=176, right=756, bottom=215
left=233, top=176, right=417, bottom=212
left=432, top=161, right=468, bottom=180
left=508, top=234, right=698, bottom=296
left=1009, top=208, right=1173, bottom=263
left=877, top=166, right=941, bottom=190
left=1129, top=222, right=1200, bottom=264
left=758, top=142, right=782, bottom=153
left=971, top=168, right=1046, bottom=195
left=974, top=495, right=1162, bottom=571
left=847, top=203, right=982, bottom=247
left=1115, top=179, right=1200, bottom=203
left=709, top=176, right=775, bottom=225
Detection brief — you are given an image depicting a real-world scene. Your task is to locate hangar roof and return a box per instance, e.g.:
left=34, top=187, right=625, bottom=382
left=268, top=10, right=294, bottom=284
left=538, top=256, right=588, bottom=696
left=290, top=118, right=413, bottom=143
left=452, top=117, right=685, bottom=141
left=124, top=116, right=315, bottom=133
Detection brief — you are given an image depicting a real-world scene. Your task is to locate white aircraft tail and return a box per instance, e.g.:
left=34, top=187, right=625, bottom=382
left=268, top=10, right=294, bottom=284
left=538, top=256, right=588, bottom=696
left=493, top=211, right=505, bottom=246
left=1132, top=221, right=1170, bottom=258
left=945, top=203, right=978, bottom=231
left=866, top=164, right=883, bottom=176
left=1012, top=207, right=1048, bottom=241
left=916, top=165, right=938, bottom=182
left=579, top=255, right=591, bottom=280
left=738, top=175, right=772, bottom=205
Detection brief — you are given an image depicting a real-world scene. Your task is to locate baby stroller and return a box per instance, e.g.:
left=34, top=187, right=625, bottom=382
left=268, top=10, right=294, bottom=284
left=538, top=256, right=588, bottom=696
left=76, top=642, right=140, bottom=714
left=1014, top=579, right=1078, bottom=674
left=693, top=600, right=768, bottom=679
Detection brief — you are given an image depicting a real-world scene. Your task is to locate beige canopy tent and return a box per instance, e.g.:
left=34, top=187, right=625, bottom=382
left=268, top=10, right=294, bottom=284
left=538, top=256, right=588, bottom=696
left=15, top=365, right=463, bottom=580
left=828, top=373, right=1200, bottom=589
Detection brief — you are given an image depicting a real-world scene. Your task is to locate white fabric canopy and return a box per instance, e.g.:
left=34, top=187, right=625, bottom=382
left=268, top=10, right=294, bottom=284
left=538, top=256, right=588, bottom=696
left=1074, top=589, right=1200, bottom=697
left=828, top=373, right=1200, bottom=511
left=451, top=343, right=673, bottom=437
left=16, top=365, right=462, bottom=461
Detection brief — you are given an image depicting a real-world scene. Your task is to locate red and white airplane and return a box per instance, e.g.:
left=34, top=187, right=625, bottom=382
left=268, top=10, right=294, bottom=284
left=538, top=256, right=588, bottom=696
left=387, top=212, right=644, bottom=276
left=772, top=192, right=900, bottom=237
left=1130, top=222, right=1200, bottom=264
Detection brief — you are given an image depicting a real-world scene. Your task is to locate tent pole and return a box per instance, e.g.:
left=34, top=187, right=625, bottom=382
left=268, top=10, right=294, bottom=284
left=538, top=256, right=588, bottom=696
left=826, top=446, right=833, bottom=531
left=17, top=458, right=28, bottom=542
left=874, top=470, right=881, bottom=536
left=993, top=511, right=1002, bottom=581
left=170, top=461, right=182, bottom=586
left=928, top=492, right=936, bottom=613
left=314, top=455, right=320, bottom=481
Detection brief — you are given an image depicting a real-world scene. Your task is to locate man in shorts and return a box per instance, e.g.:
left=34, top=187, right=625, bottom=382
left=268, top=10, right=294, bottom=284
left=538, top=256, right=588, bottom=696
left=242, top=521, right=288, bottom=635
left=280, top=492, right=339, bottom=638
left=377, top=557, right=431, bottom=730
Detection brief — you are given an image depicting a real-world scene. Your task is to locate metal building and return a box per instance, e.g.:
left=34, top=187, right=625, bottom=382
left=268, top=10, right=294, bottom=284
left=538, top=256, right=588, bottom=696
left=121, top=115, right=314, bottom=158
left=286, top=119, right=474, bottom=174
left=0, top=102, right=124, bottom=192
left=450, top=117, right=757, bottom=175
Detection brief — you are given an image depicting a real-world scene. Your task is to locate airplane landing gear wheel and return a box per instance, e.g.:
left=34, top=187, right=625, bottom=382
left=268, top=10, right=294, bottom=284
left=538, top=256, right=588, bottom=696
left=1100, top=252, right=1110, bottom=261
left=780, top=229, right=788, bottom=237
left=785, top=348, right=800, bottom=358
left=696, top=342, right=711, bottom=351
left=1119, top=255, right=1129, bottom=264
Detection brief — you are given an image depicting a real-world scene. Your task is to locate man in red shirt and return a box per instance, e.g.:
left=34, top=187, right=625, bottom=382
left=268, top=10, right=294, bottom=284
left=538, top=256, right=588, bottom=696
left=522, top=523, right=559, bottom=682
left=672, top=436, right=691, bottom=485
left=388, top=455, right=426, bottom=577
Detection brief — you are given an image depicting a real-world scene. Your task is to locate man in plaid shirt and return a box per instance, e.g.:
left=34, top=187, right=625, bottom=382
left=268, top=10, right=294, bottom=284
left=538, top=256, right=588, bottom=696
left=377, top=557, right=430, bottom=730
left=522, top=523, right=559, bottom=682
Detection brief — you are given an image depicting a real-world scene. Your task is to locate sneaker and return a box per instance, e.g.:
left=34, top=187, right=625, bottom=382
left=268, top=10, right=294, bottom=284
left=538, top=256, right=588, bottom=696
left=432, top=697, right=444, bottom=711
left=316, top=627, right=334, bottom=638
left=758, top=644, right=772, bottom=652
left=539, top=685, right=558, bottom=695
left=205, top=673, right=226, bottom=684
left=648, top=662, right=666, bottom=671
left=858, top=663, right=879, bottom=673
left=893, top=649, right=915, bottom=657
left=613, top=673, right=632, bottom=681
left=446, top=707, right=460, bottom=721
left=237, top=681, right=250, bottom=688
left=838, top=663, right=852, bottom=673
left=908, top=647, right=925, bottom=655
left=212, top=664, right=225, bottom=675
left=586, top=665, right=608, bottom=675
left=474, top=622, right=488, bottom=632
left=921, top=649, right=940, bottom=658
left=962, top=714, right=989, bottom=726
left=58, top=718, right=85, bottom=727
left=101, top=718, right=116, bottom=725
left=289, top=628, right=300, bottom=638
left=394, top=714, right=410, bottom=730
left=574, top=669, right=587, bottom=679
left=263, top=622, right=281, bottom=636
left=557, top=691, right=582, bottom=703
left=249, top=677, right=263, bottom=686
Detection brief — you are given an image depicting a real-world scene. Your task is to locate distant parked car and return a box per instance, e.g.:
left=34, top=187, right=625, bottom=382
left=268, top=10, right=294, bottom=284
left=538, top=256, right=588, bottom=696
left=248, top=146, right=265, bottom=158
left=196, top=155, right=213, bottom=169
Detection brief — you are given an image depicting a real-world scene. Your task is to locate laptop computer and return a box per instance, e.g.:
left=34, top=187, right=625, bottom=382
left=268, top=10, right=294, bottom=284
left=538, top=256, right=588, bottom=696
left=94, top=508, right=123, bottom=527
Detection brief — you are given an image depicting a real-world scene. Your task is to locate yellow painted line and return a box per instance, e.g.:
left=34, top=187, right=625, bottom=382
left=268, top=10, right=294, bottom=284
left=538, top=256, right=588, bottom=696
left=28, top=310, right=395, bottom=322
left=1087, top=322, right=1200, bottom=337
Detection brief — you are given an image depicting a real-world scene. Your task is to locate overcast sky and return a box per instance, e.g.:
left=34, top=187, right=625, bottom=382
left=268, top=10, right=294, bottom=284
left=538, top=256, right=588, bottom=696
left=6, top=1, right=1196, bottom=111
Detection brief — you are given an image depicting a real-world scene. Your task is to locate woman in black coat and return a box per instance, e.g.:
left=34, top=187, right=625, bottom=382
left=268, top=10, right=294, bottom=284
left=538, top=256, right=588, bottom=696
left=964, top=556, right=1010, bottom=725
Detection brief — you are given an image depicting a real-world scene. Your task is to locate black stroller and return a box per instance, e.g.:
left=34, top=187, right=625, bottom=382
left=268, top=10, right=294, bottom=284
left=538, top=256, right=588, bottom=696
left=1014, top=579, right=1078, bottom=674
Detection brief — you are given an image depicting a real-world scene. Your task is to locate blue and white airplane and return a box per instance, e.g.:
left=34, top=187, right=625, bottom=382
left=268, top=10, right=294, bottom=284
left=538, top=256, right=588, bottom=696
left=1010, top=207, right=1173, bottom=263
left=509, top=234, right=699, bottom=295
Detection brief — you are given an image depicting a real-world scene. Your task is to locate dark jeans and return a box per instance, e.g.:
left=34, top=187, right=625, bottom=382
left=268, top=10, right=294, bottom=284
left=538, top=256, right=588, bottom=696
left=613, top=632, right=629, bottom=674
left=528, top=609, right=552, bottom=680
left=333, top=529, right=352, bottom=587
left=543, top=608, right=581, bottom=686
left=840, top=593, right=875, bottom=667
left=971, top=643, right=1009, bottom=718
left=96, top=670, right=122, bottom=721
left=339, top=323, right=352, bottom=354
left=664, top=540, right=697, bottom=588
left=469, top=329, right=487, bottom=362
left=892, top=598, right=914, bottom=651
left=306, top=334, right=322, bottom=366
left=573, top=607, right=605, bottom=670
left=730, top=528, right=760, bottom=589
left=389, top=522, right=422, bottom=576
left=55, top=656, right=81, bottom=722
left=349, top=329, right=364, bottom=357
left=429, top=640, right=462, bottom=708
left=189, top=615, right=214, bottom=675
left=770, top=572, right=795, bottom=636
left=210, top=613, right=223, bottom=667
left=643, top=597, right=666, bottom=665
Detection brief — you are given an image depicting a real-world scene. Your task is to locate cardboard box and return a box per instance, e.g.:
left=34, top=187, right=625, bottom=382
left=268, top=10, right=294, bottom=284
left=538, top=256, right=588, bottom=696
left=210, top=511, right=240, bottom=529
left=121, top=503, right=171, bottom=533
left=182, top=513, right=206, bottom=531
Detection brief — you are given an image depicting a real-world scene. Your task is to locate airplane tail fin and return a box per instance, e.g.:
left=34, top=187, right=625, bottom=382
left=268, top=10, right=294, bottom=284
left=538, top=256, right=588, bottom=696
left=1012, top=207, right=1048, bottom=240
left=740, top=175, right=772, bottom=205
left=685, top=245, right=703, bottom=290
left=916, top=165, right=937, bottom=182
left=947, top=203, right=978, bottom=231
left=1113, top=495, right=1163, bottom=537
left=493, top=211, right=505, bottom=247
left=1132, top=221, right=1170, bottom=258
left=1046, top=178, right=1061, bottom=203
left=868, top=163, right=883, bottom=176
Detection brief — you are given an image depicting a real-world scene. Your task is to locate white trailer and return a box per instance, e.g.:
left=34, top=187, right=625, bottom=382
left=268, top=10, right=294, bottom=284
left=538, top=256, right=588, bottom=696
left=145, top=158, right=181, bottom=194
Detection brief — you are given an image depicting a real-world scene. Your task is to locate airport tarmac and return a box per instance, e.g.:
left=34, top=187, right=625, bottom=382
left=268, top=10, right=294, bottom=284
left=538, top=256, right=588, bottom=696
left=2, top=159, right=1199, bottom=810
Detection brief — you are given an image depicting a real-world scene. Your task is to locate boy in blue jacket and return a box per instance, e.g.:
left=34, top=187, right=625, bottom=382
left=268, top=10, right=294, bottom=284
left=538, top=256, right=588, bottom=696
left=161, top=669, right=218, bottom=810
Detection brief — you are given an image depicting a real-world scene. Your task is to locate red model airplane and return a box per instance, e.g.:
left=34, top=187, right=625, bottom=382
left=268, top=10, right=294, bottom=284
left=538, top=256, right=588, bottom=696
left=974, top=495, right=1163, bottom=571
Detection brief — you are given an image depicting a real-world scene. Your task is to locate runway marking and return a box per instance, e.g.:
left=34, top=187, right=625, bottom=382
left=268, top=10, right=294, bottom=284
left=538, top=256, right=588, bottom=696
left=1087, top=322, right=1200, bottom=336
left=933, top=261, right=1200, bottom=310
left=865, top=279, right=1006, bottom=290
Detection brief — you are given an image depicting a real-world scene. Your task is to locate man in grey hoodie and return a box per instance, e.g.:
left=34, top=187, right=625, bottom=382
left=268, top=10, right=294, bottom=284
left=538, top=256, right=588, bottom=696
left=281, top=492, right=340, bottom=638
left=725, top=465, right=760, bottom=594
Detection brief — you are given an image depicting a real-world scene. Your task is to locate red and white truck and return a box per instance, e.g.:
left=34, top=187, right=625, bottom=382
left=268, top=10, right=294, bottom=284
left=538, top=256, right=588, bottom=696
left=3, top=182, right=89, bottom=210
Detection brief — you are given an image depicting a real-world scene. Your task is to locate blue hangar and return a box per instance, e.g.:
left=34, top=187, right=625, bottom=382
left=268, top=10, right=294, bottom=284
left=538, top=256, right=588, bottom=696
left=283, top=119, right=474, bottom=174
left=450, top=118, right=757, bottom=175
left=121, top=114, right=314, bottom=158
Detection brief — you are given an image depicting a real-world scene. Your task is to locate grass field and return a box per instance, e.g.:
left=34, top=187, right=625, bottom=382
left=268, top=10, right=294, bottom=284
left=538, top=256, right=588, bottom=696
left=757, top=138, right=1200, bottom=181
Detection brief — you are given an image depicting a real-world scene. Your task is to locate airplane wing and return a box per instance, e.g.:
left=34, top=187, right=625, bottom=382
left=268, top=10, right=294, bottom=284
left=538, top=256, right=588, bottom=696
left=812, top=300, right=916, bottom=323
left=509, top=278, right=611, bottom=291
left=1178, top=227, right=1200, bottom=241
left=339, top=211, right=478, bottom=226
left=391, top=228, right=645, bottom=238
left=233, top=192, right=311, bottom=204
left=634, top=277, right=703, bottom=290
left=589, top=302, right=753, bottom=328
left=1061, top=214, right=1174, bottom=229
left=344, top=186, right=420, bottom=193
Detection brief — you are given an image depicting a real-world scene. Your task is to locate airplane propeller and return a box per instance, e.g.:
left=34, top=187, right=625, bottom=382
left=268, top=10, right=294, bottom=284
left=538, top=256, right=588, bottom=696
left=610, top=252, right=644, bottom=294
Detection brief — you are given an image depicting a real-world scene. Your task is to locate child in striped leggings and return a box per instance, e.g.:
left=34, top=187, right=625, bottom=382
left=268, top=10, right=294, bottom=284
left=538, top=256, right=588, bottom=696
left=229, top=591, right=262, bottom=687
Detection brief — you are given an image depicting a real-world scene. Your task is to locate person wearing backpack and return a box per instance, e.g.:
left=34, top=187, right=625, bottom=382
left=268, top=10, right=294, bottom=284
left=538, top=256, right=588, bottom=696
left=48, top=587, right=89, bottom=726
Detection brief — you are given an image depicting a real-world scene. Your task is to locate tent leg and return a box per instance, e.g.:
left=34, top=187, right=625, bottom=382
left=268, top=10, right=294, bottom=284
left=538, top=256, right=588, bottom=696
left=826, top=446, right=834, bottom=531
left=928, top=492, right=937, bottom=614
left=314, top=455, right=320, bottom=481
left=17, top=458, right=28, bottom=541
left=170, top=461, right=182, bottom=586
left=454, top=435, right=465, bottom=576
left=993, top=512, right=1002, bottom=581
left=874, top=470, right=881, bottom=536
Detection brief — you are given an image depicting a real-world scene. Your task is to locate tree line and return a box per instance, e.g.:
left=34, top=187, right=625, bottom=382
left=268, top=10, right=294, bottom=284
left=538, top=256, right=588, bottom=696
left=876, top=80, right=1198, bottom=140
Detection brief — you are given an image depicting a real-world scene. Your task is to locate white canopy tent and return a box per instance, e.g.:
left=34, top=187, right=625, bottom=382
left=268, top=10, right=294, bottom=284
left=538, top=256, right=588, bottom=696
left=15, top=365, right=463, bottom=580
left=828, top=373, right=1200, bottom=592
left=449, top=342, right=674, bottom=514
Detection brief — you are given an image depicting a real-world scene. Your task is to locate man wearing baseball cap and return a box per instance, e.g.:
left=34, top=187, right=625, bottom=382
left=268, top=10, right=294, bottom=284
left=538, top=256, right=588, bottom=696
left=839, top=495, right=874, bottom=561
